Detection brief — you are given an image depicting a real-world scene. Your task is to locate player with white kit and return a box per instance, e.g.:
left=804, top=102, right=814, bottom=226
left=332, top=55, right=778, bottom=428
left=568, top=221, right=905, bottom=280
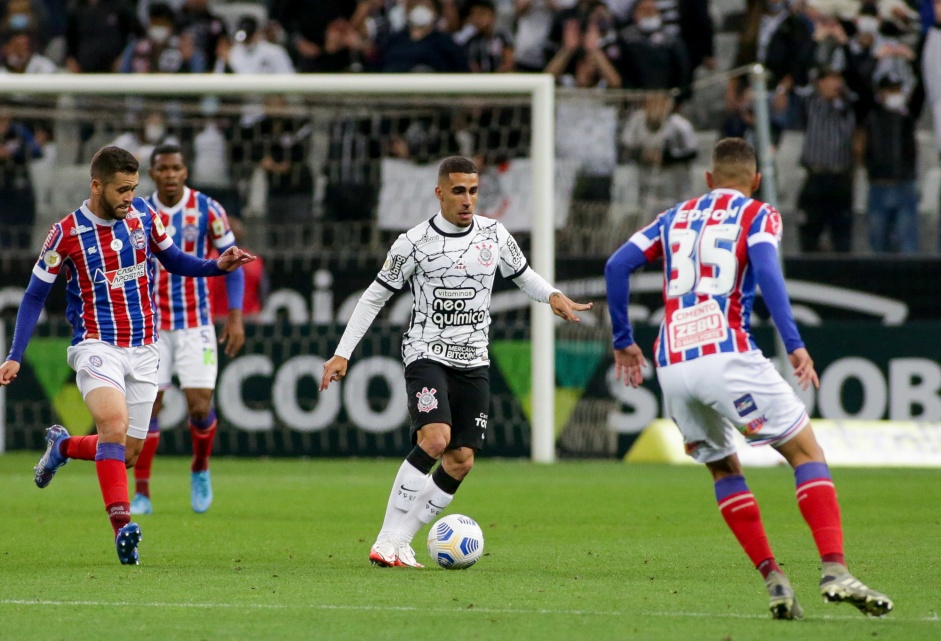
left=320, top=156, right=592, bottom=568
left=605, top=138, right=893, bottom=618
left=130, top=144, right=245, bottom=516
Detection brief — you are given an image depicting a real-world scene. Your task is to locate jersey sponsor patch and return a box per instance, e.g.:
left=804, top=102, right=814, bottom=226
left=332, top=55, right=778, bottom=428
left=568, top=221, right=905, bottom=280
left=667, top=299, right=729, bottom=353
left=505, top=236, right=524, bottom=267
left=42, top=250, right=61, bottom=267
left=430, top=341, right=478, bottom=362
left=95, top=262, right=147, bottom=289
left=382, top=254, right=407, bottom=280
left=69, top=224, right=94, bottom=236
left=733, top=393, right=758, bottom=417
left=211, top=218, right=225, bottom=238
left=416, top=387, right=439, bottom=413
left=739, top=414, right=768, bottom=436
left=431, top=288, right=484, bottom=329
left=153, top=214, right=167, bottom=236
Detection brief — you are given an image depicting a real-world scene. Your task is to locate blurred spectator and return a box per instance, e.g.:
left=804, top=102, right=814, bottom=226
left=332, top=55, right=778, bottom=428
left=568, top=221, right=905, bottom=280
left=109, top=109, right=179, bottom=175
left=733, top=0, right=815, bottom=89
left=453, top=0, right=514, bottom=72
left=135, top=0, right=185, bottom=30
left=322, top=116, right=382, bottom=222
left=190, top=114, right=241, bottom=219
left=1, top=27, right=57, bottom=73
left=618, top=0, right=690, bottom=97
left=119, top=2, right=206, bottom=73
left=620, top=0, right=715, bottom=72
left=791, top=66, right=858, bottom=252
left=544, top=0, right=599, bottom=66
left=862, top=74, right=921, bottom=253
left=377, top=0, right=469, bottom=71
left=209, top=218, right=267, bottom=320
left=177, top=0, right=227, bottom=69
left=2, top=0, right=49, bottom=48
left=621, top=93, right=697, bottom=213
left=0, top=108, right=42, bottom=248
left=514, top=0, right=574, bottom=72
left=721, top=83, right=786, bottom=152
left=273, top=0, right=362, bottom=72
left=233, top=96, right=313, bottom=224
left=65, top=0, right=139, bottom=73
left=544, top=13, right=622, bottom=87
left=214, top=15, right=295, bottom=74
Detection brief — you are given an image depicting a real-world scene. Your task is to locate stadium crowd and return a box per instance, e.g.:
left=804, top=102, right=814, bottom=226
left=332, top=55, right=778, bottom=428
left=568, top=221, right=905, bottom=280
left=0, top=0, right=939, bottom=255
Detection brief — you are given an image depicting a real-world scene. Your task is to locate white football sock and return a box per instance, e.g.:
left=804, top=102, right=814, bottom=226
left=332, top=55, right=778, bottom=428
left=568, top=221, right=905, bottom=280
left=377, top=460, right=428, bottom=542
left=395, top=476, right=454, bottom=544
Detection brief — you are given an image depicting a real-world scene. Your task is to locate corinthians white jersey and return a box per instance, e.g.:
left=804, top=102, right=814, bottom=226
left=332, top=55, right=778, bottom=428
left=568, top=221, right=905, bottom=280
left=376, top=215, right=530, bottom=369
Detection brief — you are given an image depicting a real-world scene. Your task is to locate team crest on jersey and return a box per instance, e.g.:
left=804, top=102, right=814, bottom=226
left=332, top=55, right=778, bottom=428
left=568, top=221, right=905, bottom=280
left=415, top=387, right=438, bottom=413
left=130, top=228, right=146, bottom=250
left=89, top=355, right=103, bottom=367
left=733, top=394, right=758, bottom=417
left=476, top=242, right=494, bottom=267
left=183, top=224, right=199, bottom=242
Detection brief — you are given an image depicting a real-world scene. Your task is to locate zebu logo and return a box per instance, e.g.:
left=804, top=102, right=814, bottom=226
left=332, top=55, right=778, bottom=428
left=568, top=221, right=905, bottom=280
left=416, top=387, right=438, bottom=413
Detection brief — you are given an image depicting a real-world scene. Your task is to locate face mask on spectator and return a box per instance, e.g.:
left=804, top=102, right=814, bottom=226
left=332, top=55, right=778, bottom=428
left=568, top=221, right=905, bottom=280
left=408, top=5, right=435, bottom=29
left=637, top=16, right=661, bottom=32
left=8, top=13, right=30, bottom=30
left=145, top=123, right=166, bottom=143
left=884, top=92, right=906, bottom=111
left=148, top=26, right=172, bottom=44
left=857, top=16, right=879, bottom=35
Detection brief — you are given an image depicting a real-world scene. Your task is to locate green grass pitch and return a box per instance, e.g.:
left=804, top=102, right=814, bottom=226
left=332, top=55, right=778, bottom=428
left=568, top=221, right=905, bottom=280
left=1, top=453, right=939, bottom=641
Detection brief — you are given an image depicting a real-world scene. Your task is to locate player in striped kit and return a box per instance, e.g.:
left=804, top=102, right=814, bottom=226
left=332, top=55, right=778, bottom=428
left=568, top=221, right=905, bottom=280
left=130, top=144, right=245, bottom=516
left=0, top=147, right=254, bottom=564
left=605, top=138, right=893, bottom=619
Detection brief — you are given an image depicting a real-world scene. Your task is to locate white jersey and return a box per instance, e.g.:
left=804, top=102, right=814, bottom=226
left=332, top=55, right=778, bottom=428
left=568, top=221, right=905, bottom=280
left=376, top=215, right=529, bottom=369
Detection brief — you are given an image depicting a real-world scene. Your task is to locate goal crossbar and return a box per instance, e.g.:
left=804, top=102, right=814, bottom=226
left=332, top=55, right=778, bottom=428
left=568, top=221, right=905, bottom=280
left=0, top=73, right=558, bottom=463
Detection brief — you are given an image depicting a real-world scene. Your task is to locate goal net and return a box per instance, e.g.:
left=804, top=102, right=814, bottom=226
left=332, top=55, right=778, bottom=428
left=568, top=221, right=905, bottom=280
left=0, top=73, right=723, bottom=460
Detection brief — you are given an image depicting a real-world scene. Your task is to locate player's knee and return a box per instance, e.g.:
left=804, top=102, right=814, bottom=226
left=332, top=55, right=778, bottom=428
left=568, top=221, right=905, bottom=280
left=444, top=449, right=474, bottom=479
left=96, top=417, right=129, bottom=440
left=187, top=397, right=214, bottom=422
left=420, top=435, right=449, bottom=459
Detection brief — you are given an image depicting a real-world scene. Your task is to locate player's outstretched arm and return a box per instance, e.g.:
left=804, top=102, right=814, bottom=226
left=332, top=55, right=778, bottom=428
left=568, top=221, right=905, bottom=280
left=788, top=347, right=819, bottom=391
left=1, top=274, right=55, bottom=385
left=320, top=355, right=348, bottom=391
left=613, top=344, right=647, bottom=388
left=548, top=292, right=593, bottom=323
left=216, top=246, right=256, bottom=272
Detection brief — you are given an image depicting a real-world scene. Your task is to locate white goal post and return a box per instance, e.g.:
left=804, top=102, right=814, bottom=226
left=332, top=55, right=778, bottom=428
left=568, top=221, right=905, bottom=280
left=0, top=73, right=559, bottom=463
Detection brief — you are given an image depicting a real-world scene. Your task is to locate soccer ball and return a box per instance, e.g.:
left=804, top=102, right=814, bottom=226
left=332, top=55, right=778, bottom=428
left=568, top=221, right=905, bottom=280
left=427, top=514, right=485, bottom=569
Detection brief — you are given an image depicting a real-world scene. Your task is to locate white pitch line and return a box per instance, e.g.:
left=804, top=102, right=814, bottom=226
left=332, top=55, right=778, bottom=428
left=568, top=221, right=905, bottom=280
left=0, top=599, right=937, bottom=623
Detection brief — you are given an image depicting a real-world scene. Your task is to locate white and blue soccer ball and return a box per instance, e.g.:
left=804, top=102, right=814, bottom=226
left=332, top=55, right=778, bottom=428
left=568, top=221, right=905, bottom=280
left=427, top=514, right=485, bottom=569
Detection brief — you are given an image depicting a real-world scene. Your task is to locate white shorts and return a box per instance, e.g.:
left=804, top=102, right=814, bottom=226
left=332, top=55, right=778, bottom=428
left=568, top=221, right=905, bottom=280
left=66, top=340, right=159, bottom=440
left=656, top=350, right=809, bottom=464
left=157, top=326, right=218, bottom=390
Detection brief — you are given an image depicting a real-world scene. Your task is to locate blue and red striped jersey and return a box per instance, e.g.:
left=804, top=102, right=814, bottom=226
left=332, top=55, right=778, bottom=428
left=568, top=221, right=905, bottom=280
left=627, top=188, right=783, bottom=368
left=146, top=187, right=235, bottom=331
left=33, top=198, right=173, bottom=347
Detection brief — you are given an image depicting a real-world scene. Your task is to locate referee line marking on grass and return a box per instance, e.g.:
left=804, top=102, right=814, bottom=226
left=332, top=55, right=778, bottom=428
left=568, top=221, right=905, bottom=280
left=1, top=599, right=938, bottom=623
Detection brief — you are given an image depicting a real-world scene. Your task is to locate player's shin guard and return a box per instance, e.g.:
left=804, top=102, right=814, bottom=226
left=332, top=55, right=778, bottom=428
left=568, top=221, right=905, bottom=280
left=96, top=442, right=130, bottom=536
left=398, top=465, right=462, bottom=543
left=715, top=475, right=779, bottom=577
left=134, top=418, right=160, bottom=498
left=189, top=410, right=217, bottom=473
left=378, top=445, right=437, bottom=540
left=63, top=435, right=99, bottom=460
left=794, top=462, right=845, bottom=565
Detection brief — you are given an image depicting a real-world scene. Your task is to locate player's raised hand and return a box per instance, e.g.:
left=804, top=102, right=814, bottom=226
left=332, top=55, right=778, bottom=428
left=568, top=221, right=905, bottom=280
left=788, top=347, right=819, bottom=390
left=0, top=360, right=20, bottom=386
left=216, top=246, right=256, bottom=272
left=549, top=292, right=592, bottom=323
left=219, top=309, right=246, bottom=357
left=614, top=345, right=646, bottom=388
left=320, top=355, right=349, bottom=391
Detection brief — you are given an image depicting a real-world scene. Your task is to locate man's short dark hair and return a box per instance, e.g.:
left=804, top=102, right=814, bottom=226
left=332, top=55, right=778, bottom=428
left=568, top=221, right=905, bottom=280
left=438, top=156, right=478, bottom=178
left=150, top=143, right=184, bottom=167
left=90, top=146, right=139, bottom=183
left=711, top=137, right=757, bottom=184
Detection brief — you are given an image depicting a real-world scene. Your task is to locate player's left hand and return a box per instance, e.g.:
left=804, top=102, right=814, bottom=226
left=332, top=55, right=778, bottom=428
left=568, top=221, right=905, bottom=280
left=219, top=309, right=245, bottom=357
left=613, top=344, right=647, bottom=388
left=0, top=360, right=20, bottom=386
left=217, top=246, right=256, bottom=272
left=549, top=292, right=592, bottom=323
